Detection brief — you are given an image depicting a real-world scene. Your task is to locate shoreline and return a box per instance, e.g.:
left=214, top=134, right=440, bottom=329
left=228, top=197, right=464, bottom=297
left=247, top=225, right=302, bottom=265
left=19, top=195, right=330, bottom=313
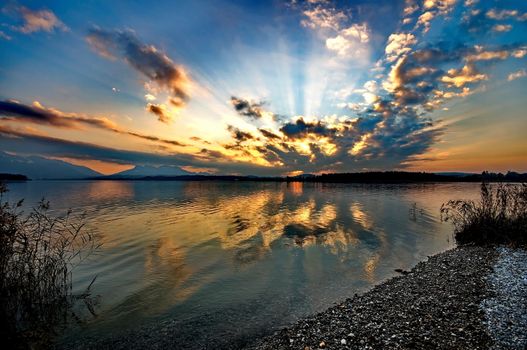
left=248, top=245, right=526, bottom=350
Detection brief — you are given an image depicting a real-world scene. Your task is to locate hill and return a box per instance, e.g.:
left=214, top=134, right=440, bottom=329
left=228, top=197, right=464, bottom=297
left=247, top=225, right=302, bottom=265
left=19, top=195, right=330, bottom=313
left=111, top=165, right=192, bottom=178
left=0, top=152, right=101, bottom=179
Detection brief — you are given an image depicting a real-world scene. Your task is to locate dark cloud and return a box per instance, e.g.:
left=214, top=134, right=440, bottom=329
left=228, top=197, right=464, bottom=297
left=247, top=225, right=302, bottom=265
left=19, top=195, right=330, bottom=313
left=259, top=128, right=281, bottom=140
left=280, top=118, right=337, bottom=139
left=0, top=99, right=186, bottom=148
left=230, top=96, right=266, bottom=119
left=86, top=27, right=190, bottom=119
left=227, top=125, right=255, bottom=143
left=146, top=103, right=172, bottom=124
left=0, top=99, right=115, bottom=128
left=223, top=90, right=443, bottom=171
left=0, top=99, right=71, bottom=126
left=190, top=136, right=211, bottom=144
left=127, top=131, right=186, bottom=147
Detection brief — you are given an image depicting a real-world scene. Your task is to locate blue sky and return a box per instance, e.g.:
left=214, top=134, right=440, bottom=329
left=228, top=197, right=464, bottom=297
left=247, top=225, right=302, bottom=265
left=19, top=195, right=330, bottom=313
left=0, top=0, right=526, bottom=175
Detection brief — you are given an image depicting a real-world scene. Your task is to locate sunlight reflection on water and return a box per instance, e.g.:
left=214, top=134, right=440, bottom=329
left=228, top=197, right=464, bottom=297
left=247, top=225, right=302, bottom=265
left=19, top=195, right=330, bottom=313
left=6, top=180, right=481, bottom=347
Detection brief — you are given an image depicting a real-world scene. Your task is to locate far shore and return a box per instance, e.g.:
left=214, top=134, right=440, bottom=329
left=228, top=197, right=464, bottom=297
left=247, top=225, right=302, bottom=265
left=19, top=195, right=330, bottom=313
left=5, top=170, right=525, bottom=183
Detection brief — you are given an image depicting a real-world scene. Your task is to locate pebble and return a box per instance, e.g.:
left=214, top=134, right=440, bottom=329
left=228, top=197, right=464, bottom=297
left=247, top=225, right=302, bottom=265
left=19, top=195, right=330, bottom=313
left=480, top=247, right=527, bottom=350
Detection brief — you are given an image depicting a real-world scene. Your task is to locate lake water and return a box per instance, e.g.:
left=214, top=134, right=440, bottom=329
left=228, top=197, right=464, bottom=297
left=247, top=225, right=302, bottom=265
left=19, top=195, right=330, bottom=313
left=5, top=181, right=481, bottom=348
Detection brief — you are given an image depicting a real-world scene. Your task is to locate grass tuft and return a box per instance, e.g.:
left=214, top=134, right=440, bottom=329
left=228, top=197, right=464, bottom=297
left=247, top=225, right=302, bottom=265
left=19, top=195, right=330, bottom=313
left=441, top=182, right=527, bottom=245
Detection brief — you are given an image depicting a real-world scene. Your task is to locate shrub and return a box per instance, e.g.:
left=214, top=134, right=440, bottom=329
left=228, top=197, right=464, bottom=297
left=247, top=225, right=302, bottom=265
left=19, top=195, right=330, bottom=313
left=0, top=183, right=99, bottom=349
left=441, top=182, right=527, bottom=245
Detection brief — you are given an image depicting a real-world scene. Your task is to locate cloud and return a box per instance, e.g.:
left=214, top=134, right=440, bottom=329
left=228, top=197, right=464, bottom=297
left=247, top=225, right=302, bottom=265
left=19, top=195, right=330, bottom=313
left=13, top=6, right=68, bottom=34
left=300, top=5, right=347, bottom=31
left=414, top=0, right=457, bottom=33
left=227, top=125, right=255, bottom=143
left=189, top=136, right=211, bottom=145
left=0, top=99, right=115, bottom=128
left=423, top=0, right=457, bottom=13
left=146, top=103, right=172, bottom=123
left=297, top=0, right=371, bottom=62
left=86, top=27, right=191, bottom=120
left=441, top=64, right=487, bottom=87
left=0, top=30, right=11, bottom=40
left=385, top=33, right=417, bottom=62
left=230, top=96, right=266, bottom=119
left=460, top=7, right=525, bottom=34
left=460, top=4, right=526, bottom=34
left=486, top=9, right=527, bottom=21
left=508, top=69, right=527, bottom=81
left=0, top=99, right=186, bottom=147
left=465, top=48, right=510, bottom=61
left=416, top=11, right=435, bottom=32
left=403, top=0, right=420, bottom=16
left=259, top=129, right=281, bottom=140
left=221, top=102, right=443, bottom=172
left=492, top=24, right=512, bottom=32
left=126, top=131, right=186, bottom=147
left=381, top=40, right=525, bottom=110
left=0, top=125, right=159, bottom=165
left=325, top=23, right=370, bottom=58
left=279, top=118, right=337, bottom=139
left=512, top=49, right=527, bottom=58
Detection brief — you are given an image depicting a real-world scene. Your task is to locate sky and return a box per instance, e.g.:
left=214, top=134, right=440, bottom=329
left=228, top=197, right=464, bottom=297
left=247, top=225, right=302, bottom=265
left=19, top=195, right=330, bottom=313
left=0, top=0, right=526, bottom=176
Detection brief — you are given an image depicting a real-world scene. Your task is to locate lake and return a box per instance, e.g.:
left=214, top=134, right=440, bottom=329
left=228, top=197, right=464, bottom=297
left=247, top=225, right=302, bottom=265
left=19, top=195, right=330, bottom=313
left=4, top=181, right=481, bottom=348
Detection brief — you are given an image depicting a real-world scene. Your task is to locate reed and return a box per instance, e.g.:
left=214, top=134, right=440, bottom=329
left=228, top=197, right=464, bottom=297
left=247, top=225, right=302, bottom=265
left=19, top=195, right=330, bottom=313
left=0, top=183, right=99, bottom=349
left=441, top=182, right=527, bottom=245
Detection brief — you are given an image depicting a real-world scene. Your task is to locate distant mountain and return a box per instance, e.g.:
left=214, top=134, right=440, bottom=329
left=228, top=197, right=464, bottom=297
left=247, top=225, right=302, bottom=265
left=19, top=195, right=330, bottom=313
left=112, top=165, right=191, bottom=177
left=0, top=152, right=101, bottom=179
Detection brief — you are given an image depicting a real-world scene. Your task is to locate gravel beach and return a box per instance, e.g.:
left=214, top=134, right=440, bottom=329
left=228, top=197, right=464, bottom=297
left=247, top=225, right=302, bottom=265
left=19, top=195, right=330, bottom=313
left=249, top=245, right=526, bottom=350
left=481, top=247, right=527, bottom=349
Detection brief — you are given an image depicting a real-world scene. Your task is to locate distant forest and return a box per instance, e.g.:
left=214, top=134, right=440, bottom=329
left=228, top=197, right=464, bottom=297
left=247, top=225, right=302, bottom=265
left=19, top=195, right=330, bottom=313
left=292, top=171, right=527, bottom=183
left=92, top=171, right=527, bottom=183
left=0, top=174, right=28, bottom=181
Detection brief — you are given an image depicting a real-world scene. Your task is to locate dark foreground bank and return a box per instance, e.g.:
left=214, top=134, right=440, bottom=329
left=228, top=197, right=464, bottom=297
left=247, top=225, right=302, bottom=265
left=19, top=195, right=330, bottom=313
left=248, top=246, right=526, bottom=350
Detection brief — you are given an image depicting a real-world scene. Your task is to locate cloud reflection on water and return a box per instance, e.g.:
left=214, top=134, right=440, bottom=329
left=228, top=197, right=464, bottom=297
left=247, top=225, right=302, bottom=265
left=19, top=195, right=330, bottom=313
left=7, top=180, right=468, bottom=341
